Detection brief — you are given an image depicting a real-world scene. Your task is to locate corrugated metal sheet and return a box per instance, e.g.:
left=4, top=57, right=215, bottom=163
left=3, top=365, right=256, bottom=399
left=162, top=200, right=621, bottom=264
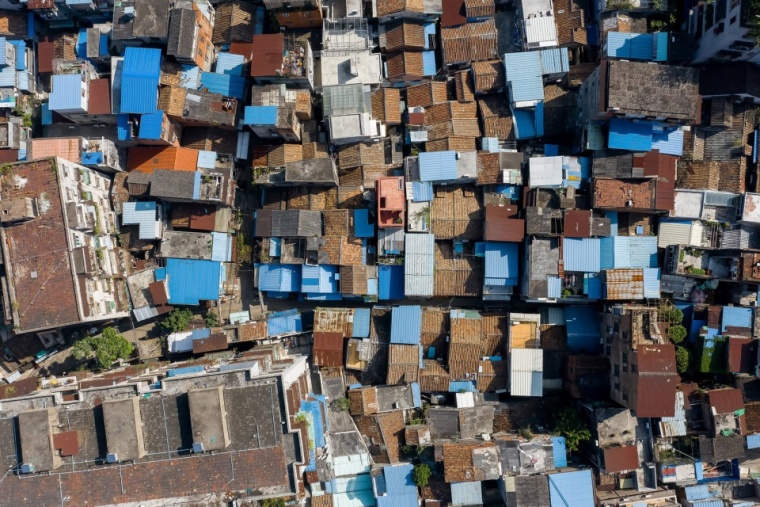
left=484, top=241, right=518, bottom=286
left=504, top=51, right=543, bottom=104
left=244, top=105, right=277, bottom=125
left=449, top=380, right=477, bottom=392
left=606, top=32, right=655, bottom=60
left=391, top=306, right=422, bottom=344
left=211, top=232, right=233, bottom=262
left=123, top=46, right=162, bottom=78
left=510, top=348, right=543, bottom=397
left=563, top=238, right=601, bottom=273
left=117, top=114, right=131, bottom=141
left=267, top=308, right=303, bottom=336
left=379, top=265, right=405, bottom=300
left=552, top=437, right=567, bottom=467
left=651, top=127, right=684, bottom=156
left=354, top=209, right=374, bottom=238
left=565, top=306, right=601, bottom=353
left=122, top=201, right=159, bottom=239
left=352, top=308, right=371, bottom=338
left=49, top=74, right=82, bottom=112
left=121, top=47, right=161, bottom=114
left=547, top=470, right=595, bottom=507
left=405, top=233, right=434, bottom=297
left=258, top=264, right=301, bottom=293
left=165, top=258, right=221, bottom=305
left=422, top=50, right=436, bottom=76
left=197, top=150, right=217, bottom=169
left=547, top=276, right=562, bottom=298
left=450, top=482, right=483, bottom=507
left=215, top=52, right=245, bottom=76
left=41, top=103, right=52, bottom=125
left=513, top=106, right=542, bottom=140
left=600, top=236, right=658, bottom=269
left=301, top=264, right=339, bottom=294
left=747, top=434, right=760, bottom=449
left=608, top=119, right=652, bottom=151
left=586, top=275, right=602, bottom=299
left=539, top=48, right=569, bottom=74
left=166, top=365, right=205, bottom=377
left=643, top=268, right=661, bottom=299
left=200, top=72, right=246, bottom=99
left=685, top=485, right=711, bottom=501
left=418, top=151, right=457, bottom=182
left=180, top=65, right=201, bottom=89
left=658, top=219, right=693, bottom=249
left=138, top=110, right=164, bottom=139
left=412, top=181, right=433, bottom=202
left=722, top=306, right=752, bottom=332
left=9, top=40, right=25, bottom=71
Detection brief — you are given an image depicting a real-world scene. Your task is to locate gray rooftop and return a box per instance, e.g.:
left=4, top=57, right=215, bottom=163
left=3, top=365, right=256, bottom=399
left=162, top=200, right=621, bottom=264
left=167, top=8, right=196, bottom=59
left=133, top=0, right=170, bottom=38
left=270, top=209, right=322, bottom=237
left=150, top=169, right=197, bottom=201
left=102, top=397, right=146, bottom=462
left=18, top=409, right=57, bottom=472
left=188, top=387, right=231, bottom=451
left=526, top=237, right=560, bottom=299
left=285, top=158, right=339, bottom=186
left=158, top=230, right=213, bottom=260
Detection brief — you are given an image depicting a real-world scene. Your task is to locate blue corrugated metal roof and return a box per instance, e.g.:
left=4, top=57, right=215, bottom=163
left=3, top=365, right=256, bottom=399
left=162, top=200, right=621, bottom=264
left=215, top=52, right=245, bottom=76
left=512, top=106, right=543, bottom=140
left=301, top=264, right=338, bottom=294
left=685, top=485, right=711, bottom=501
left=117, top=114, right=131, bottom=141
left=548, top=470, right=595, bottom=507
left=600, top=236, right=658, bottom=269
left=450, top=482, right=483, bottom=507
left=155, top=268, right=166, bottom=281
left=382, top=464, right=416, bottom=496
left=354, top=208, right=374, bottom=237
left=690, top=501, right=724, bottom=507
left=539, top=48, right=569, bottom=74
left=166, top=258, right=221, bottom=305
left=449, top=380, right=477, bottom=392
left=0, top=38, right=7, bottom=67
left=138, top=111, right=164, bottom=139
left=197, top=150, right=217, bottom=169
left=192, top=171, right=201, bottom=201
left=180, top=65, right=201, bottom=89
left=643, top=268, right=661, bottom=298
left=655, top=32, right=669, bottom=60
left=49, top=74, right=82, bottom=112
left=300, top=399, right=326, bottom=448
left=269, top=237, right=281, bottom=257
left=411, top=383, right=421, bottom=407
left=552, top=437, right=568, bottom=467
left=352, top=308, right=371, bottom=338
left=608, top=118, right=653, bottom=151
left=121, top=47, right=161, bottom=114
left=8, top=40, right=25, bottom=71
left=379, top=265, right=404, bottom=300
left=391, top=306, right=422, bottom=344
left=484, top=242, right=518, bottom=286
left=412, top=181, right=433, bottom=202
left=41, top=103, right=52, bottom=125
left=201, top=72, right=246, bottom=99
left=747, top=434, right=760, bottom=449
left=211, top=232, right=233, bottom=262
left=422, top=50, right=436, bottom=76
left=504, top=51, right=544, bottom=104
left=405, top=233, right=434, bottom=297
left=123, top=46, right=161, bottom=78
left=166, top=365, right=205, bottom=377
left=606, top=32, right=655, bottom=60
left=243, top=105, right=277, bottom=125
left=76, top=29, right=86, bottom=59
left=419, top=151, right=457, bottom=182
left=258, top=264, right=301, bottom=293
left=563, top=238, right=601, bottom=272
left=565, top=306, right=601, bottom=353
left=547, top=276, right=562, bottom=298
left=722, top=306, right=753, bottom=332
left=267, top=308, right=303, bottom=335
left=122, top=201, right=158, bottom=239
left=651, top=127, right=684, bottom=156
left=586, top=274, right=602, bottom=299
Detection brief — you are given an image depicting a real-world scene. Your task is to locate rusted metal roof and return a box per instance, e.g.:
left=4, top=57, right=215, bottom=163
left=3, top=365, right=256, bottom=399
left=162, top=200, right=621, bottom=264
left=441, top=0, right=467, bottom=27
left=707, top=388, right=744, bottom=414
left=313, top=332, right=345, bottom=367
left=484, top=205, right=524, bottom=242
left=52, top=431, right=79, bottom=457
left=728, top=337, right=755, bottom=374
left=637, top=375, right=677, bottom=418
left=250, top=34, right=284, bottom=77
left=637, top=344, right=676, bottom=373
left=603, top=446, right=638, bottom=473
left=148, top=281, right=169, bottom=305
left=192, top=333, right=228, bottom=354
left=88, top=79, right=112, bottom=115
left=564, top=210, right=592, bottom=238
left=655, top=179, right=675, bottom=211
left=37, top=40, right=55, bottom=73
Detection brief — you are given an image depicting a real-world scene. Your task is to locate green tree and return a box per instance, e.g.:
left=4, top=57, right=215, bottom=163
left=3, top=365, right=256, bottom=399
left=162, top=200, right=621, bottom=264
left=659, top=305, right=683, bottom=325
left=161, top=308, right=194, bottom=333
left=259, top=499, right=285, bottom=507
left=72, top=327, right=134, bottom=370
left=668, top=325, right=688, bottom=344
left=332, top=397, right=351, bottom=412
left=412, top=463, right=431, bottom=488
left=204, top=309, right=219, bottom=328
left=553, top=406, right=592, bottom=452
left=676, top=346, right=690, bottom=374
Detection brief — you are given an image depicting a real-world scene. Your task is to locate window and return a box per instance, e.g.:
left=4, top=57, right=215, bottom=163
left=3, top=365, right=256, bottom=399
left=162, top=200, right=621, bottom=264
left=614, top=364, right=620, bottom=377
left=614, top=382, right=620, bottom=391
left=622, top=363, right=628, bottom=373
left=606, top=345, right=611, bottom=356
left=622, top=393, right=628, bottom=402
left=622, top=352, right=628, bottom=365
left=631, top=364, right=637, bottom=373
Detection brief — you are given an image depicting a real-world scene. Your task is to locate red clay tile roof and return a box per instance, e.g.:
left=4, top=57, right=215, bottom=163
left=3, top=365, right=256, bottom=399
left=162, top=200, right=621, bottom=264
left=603, top=445, right=638, bottom=473
left=251, top=34, right=284, bottom=77
left=441, top=19, right=498, bottom=64
left=88, top=79, right=111, bottom=115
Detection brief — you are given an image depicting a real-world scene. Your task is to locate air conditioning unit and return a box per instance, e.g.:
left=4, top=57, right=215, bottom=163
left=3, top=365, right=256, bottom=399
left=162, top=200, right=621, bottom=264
left=193, top=442, right=205, bottom=453
left=106, top=453, right=119, bottom=463
left=20, top=463, right=35, bottom=474
left=349, top=58, right=358, bottom=77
